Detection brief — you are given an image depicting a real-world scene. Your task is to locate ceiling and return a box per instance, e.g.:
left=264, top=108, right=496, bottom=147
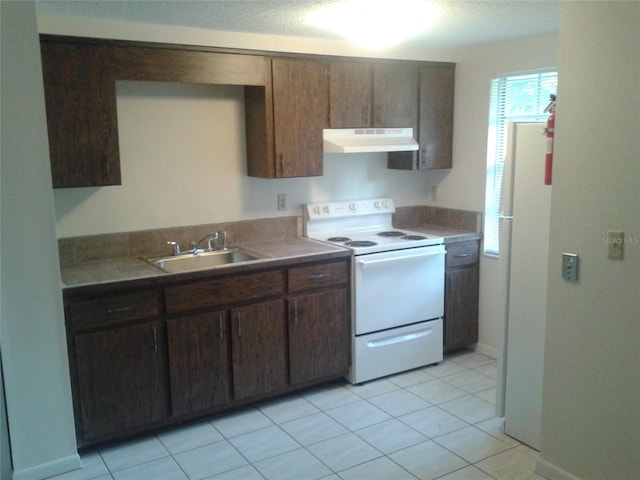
left=36, top=0, right=561, bottom=49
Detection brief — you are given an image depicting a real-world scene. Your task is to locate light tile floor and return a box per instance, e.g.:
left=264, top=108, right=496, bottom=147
left=47, top=350, right=547, bottom=480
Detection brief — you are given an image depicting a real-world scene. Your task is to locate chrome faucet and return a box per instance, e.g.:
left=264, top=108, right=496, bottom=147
left=167, top=230, right=228, bottom=256
left=166, top=241, right=181, bottom=256
left=192, top=232, right=220, bottom=253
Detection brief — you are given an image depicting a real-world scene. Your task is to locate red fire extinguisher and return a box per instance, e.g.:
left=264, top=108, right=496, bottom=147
left=544, top=94, right=556, bottom=185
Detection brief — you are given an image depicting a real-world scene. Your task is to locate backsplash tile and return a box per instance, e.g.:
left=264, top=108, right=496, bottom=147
left=394, top=206, right=482, bottom=233
left=58, top=216, right=301, bottom=267
left=58, top=208, right=478, bottom=267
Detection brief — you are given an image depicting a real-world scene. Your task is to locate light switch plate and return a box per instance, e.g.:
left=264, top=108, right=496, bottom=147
left=277, top=193, right=286, bottom=211
left=607, top=230, right=624, bottom=260
left=562, top=253, right=579, bottom=282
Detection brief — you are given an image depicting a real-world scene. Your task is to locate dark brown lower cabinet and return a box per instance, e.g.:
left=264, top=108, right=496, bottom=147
left=167, top=311, right=231, bottom=416
left=231, top=300, right=288, bottom=400
left=289, top=289, right=350, bottom=385
left=65, top=258, right=351, bottom=447
left=74, top=321, right=169, bottom=441
left=444, top=240, right=480, bottom=351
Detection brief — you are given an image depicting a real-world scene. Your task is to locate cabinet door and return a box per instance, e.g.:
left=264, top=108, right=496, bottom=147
left=444, top=265, right=479, bottom=350
left=372, top=63, right=419, bottom=129
left=167, top=311, right=231, bottom=416
left=329, top=62, right=372, bottom=128
left=416, top=65, right=455, bottom=169
left=272, top=58, right=329, bottom=177
left=74, top=321, right=168, bottom=442
left=230, top=300, right=288, bottom=400
left=289, top=289, right=350, bottom=385
left=40, top=41, right=121, bottom=187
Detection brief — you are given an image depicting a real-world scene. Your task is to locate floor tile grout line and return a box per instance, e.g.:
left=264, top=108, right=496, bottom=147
left=272, top=386, right=403, bottom=479
left=95, top=440, right=170, bottom=477
left=317, top=369, right=476, bottom=479
left=427, top=421, right=526, bottom=476
left=219, top=420, right=304, bottom=474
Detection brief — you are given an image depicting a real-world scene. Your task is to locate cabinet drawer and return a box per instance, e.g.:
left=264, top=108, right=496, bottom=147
left=69, top=291, right=159, bottom=331
left=446, top=241, right=479, bottom=267
left=288, top=261, right=349, bottom=293
left=165, top=270, right=284, bottom=315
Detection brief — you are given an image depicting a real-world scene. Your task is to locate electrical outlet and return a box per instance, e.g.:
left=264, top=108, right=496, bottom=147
left=277, top=194, right=286, bottom=211
left=607, top=230, right=624, bottom=260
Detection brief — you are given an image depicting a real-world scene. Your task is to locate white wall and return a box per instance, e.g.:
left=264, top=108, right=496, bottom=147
left=538, top=2, right=640, bottom=479
left=448, top=34, right=558, bottom=356
left=0, top=2, right=79, bottom=479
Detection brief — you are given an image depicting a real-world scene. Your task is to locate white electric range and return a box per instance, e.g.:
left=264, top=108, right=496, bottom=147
left=304, top=198, right=445, bottom=384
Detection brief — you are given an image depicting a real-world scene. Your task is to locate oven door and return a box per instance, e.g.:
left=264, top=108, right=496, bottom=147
left=354, top=245, right=445, bottom=335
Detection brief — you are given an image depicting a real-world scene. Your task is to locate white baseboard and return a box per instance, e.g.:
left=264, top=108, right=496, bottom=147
left=536, top=458, right=583, bottom=480
left=471, top=342, right=498, bottom=360
left=12, top=453, right=80, bottom=480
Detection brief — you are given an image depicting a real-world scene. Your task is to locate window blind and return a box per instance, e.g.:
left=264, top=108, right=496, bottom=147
left=483, top=70, right=558, bottom=256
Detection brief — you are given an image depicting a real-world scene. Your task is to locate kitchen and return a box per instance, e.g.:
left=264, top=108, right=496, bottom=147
left=1, top=2, right=638, bottom=480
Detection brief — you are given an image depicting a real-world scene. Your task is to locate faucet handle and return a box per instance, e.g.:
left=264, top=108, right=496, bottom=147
left=167, top=241, right=181, bottom=256
left=216, top=230, right=228, bottom=250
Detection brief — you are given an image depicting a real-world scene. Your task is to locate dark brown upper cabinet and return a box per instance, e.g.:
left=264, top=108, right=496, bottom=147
left=372, top=63, right=419, bottom=130
left=328, top=61, right=420, bottom=131
left=329, top=61, right=373, bottom=128
left=40, top=37, right=268, bottom=188
left=40, top=35, right=454, bottom=185
left=40, top=41, right=121, bottom=188
left=246, top=58, right=329, bottom=178
left=112, top=46, right=267, bottom=85
left=388, top=64, right=455, bottom=170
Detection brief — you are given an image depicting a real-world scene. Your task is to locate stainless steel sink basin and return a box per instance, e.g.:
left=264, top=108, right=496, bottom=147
left=144, top=249, right=260, bottom=274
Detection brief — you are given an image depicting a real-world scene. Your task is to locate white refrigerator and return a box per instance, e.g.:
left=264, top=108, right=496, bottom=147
left=495, top=122, right=551, bottom=450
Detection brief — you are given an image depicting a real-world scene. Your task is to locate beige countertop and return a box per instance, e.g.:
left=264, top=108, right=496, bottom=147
left=407, top=225, right=481, bottom=243
left=61, top=229, right=481, bottom=290
left=61, top=238, right=351, bottom=290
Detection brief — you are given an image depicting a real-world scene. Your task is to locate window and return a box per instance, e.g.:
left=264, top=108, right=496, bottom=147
left=483, top=70, right=558, bottom=256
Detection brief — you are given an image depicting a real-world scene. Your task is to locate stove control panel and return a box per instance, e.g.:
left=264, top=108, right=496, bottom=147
left=305, top=198, right=395, bottom=219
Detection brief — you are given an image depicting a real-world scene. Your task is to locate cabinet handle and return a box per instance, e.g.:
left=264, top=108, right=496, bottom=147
left=152, top=326, right=158, bottom=353
left=107, top=306, right=133, bottom=315
left=218, top=314, right=224, bottom=341
left=293, top=301, right=298, bottom=325
left=453, top=253, right=471, bottom=258
left=237, top=312, right=242, bottom=337
left=309, top=273, right=329, bottom=280
left=279, top=154, right=284, bottom=174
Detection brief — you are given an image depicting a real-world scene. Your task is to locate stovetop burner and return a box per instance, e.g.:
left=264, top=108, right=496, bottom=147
left=377, top=230, right=406, bottom=237
left=327, top=236, right=351, bottom=242
left=346, top=240, right=378, bottom=247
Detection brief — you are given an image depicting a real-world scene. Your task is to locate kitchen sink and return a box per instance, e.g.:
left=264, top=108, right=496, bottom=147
left=144, top=249, right=261, bottom=274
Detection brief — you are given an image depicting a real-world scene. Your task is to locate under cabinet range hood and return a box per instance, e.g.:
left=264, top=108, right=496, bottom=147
left=323, top=128, right=419, bottom=153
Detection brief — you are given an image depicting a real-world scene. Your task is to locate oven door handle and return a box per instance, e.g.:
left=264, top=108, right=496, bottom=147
left=356, top=250, right=443, bottom=268
left=367, top=329, right=432, bottom=348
